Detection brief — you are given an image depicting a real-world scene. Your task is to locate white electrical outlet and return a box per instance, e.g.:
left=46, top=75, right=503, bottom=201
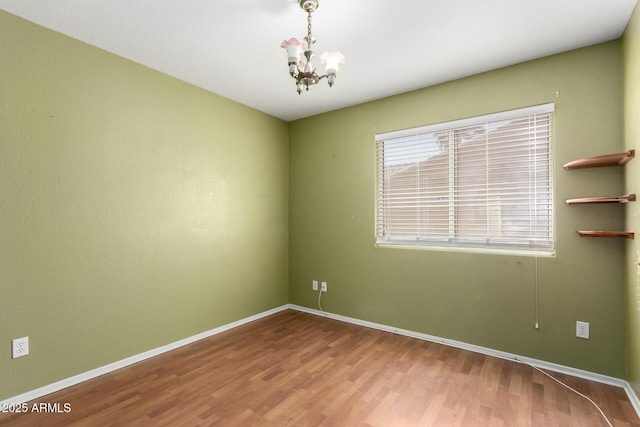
left=576, top=321, right=590, bottom=339
left=321, top=281, right=327, bottom=292
left=12, top=336, right=29, bottom=358
left=312, top=280, right=318, bottom=291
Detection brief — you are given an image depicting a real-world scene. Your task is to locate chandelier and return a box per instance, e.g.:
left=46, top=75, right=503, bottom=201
left=280, top=0, right=345, bottom=94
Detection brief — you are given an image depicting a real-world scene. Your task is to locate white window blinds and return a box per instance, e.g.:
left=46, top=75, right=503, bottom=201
left=375, top=104, right=554, bottom=254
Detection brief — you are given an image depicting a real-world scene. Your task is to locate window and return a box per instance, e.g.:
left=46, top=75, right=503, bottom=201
left=375, top=103, right=554, bottom=254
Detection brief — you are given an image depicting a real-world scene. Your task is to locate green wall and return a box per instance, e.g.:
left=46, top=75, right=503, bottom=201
left=290, top=41, right=626, bottom=377
left=623, top=3, right=640, bottom=398
left=0, top=11, right=289, bottom=400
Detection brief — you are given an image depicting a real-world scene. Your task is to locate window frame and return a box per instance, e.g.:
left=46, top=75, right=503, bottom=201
left=375, top=103, right=555, bottom=256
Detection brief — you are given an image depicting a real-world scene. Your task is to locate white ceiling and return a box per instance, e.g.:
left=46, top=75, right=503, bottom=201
left=0, top=0, right=637, bottom=121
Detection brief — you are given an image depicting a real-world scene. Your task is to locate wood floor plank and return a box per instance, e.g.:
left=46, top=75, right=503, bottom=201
left=1, top=309, right=639, bottom=426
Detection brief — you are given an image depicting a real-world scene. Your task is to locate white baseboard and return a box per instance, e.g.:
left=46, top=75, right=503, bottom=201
left=0, top=305, right=289, bottom=406
left=625, top=382, right=640, bottom=418
left=3, top=302, right=639, bottom=421
left=288, top=304, right=640, bottom=419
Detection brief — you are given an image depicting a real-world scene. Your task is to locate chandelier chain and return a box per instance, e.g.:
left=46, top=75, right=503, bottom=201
left=307, top=11, right=313, bottom=44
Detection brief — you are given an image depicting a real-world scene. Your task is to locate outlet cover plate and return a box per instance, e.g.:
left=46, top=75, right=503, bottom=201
left=12, top=336, right=29, bottom=358
left=576, top=321, right=590, bottom=339
left=321, top=281, right=327, bottom=292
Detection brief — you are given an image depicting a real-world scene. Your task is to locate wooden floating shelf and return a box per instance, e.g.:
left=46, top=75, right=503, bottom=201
left=577, top=230, right=635, bottom=239
left=563, top=150, right=635, bottom=169
left=565, top=194, right=636, bottom=205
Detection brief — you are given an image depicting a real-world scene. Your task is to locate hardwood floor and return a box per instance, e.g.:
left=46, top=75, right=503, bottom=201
left=1, top=309, right=639, bottom=426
